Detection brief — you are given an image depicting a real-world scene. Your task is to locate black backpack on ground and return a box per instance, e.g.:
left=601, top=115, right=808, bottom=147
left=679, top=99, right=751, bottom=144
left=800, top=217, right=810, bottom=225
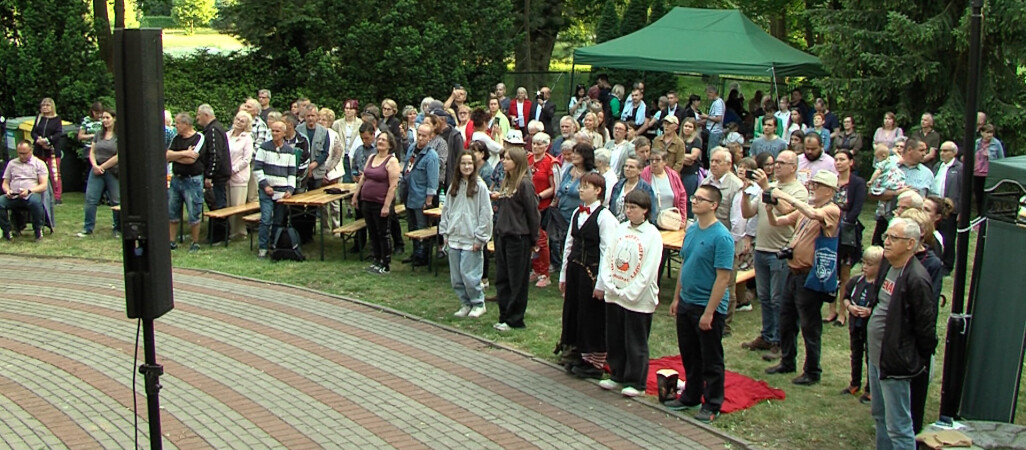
left=270, top=226, right=305, bottom=261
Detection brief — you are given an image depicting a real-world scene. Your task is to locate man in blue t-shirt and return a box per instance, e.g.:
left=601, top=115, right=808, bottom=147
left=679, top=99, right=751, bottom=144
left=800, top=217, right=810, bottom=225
left=664, top=185, right=735, bottom=424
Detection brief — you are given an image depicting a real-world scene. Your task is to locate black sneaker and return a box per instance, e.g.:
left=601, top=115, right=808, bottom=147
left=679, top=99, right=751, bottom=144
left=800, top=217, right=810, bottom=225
left=859, top=392, right=871, bottom=404
left=33, top=229, right=42, bottom=242
left=694, top=408, right=719, bottom=424
left=2, top=231, right=11, bottom=241
left=170, top=241, right=178, bottom=250
left=188, top=242, right=201, bottom=253
left=570, top=365, right=603, bottom=380
left=663, top=398, right=700, bottom=411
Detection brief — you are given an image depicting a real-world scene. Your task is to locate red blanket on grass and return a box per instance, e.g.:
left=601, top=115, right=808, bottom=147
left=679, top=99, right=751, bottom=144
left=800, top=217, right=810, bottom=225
left=646, top=355, right=786, bottom=413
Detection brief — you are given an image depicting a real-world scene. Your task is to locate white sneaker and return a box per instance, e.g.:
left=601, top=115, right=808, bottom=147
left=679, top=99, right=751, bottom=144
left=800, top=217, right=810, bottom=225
left=257, top=249, right=268, bottom=258
left=493, top=322, right=511, bottom=332
left=621, top=386, right=643, bottom=397
left=468, top=304, right=487, bottom=318
left=453, top=306, right=472, bottom=318
left=480, top=279, right=490, bottom=289
left=598, top=379, right=621, bottom=391
left=737, top=304, right=754, bottom=312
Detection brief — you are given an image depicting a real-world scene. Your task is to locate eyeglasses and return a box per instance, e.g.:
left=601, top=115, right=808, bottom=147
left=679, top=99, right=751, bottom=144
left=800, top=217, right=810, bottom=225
left=691, top=196, right=713, bottom=204
left=383, top=107, right=395, bottom=111
left=883, top=233, right=913, bottom=242
left=774, top=161, right=795, bottom=166
left=710, top=159, right=728, bottom=165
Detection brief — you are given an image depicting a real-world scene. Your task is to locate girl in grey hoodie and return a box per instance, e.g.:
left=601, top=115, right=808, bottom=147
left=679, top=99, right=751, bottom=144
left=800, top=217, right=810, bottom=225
left=439, top=152, right=494, bottom=318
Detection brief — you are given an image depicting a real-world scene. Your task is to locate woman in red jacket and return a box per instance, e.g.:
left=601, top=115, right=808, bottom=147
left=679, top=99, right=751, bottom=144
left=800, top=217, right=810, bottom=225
left=508, top=87, right=533, bottom=133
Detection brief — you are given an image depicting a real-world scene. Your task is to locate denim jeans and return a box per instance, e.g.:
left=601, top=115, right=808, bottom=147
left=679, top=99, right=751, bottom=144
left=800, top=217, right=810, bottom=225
left=869, top=362, right=916, bottom=450
left=0, top=194, right=44, bottom=233
left=707, top=131, right=724, bottom=154
left=407, top=207, right=427, bottom=259
left=83, top=170, right=120, bottom=233
left=168, top=174, right=204, bottom=224
left=754, top=250, right=787, bottom=344
left=257, top=190, right=287, bottom=250
left=447, top=247, right=484, bottom=306
left=680, top=172, right=700, bottom=218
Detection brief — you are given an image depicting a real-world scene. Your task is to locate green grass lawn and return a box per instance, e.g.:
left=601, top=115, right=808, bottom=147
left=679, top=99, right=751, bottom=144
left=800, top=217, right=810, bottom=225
left=162, top=28, right=245, bottom=56
left=10, top=192, right=1026, bottom=449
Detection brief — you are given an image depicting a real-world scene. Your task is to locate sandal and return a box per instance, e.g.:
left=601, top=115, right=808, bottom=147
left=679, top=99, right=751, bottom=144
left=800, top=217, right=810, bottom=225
left=822, top=314, right=838, bottom=323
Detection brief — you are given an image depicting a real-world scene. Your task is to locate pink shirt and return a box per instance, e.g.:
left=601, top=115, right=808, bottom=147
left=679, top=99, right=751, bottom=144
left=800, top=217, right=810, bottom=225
left=3, top=157, right=47, bottom=193
left=228, top=131, right=254, bottom=187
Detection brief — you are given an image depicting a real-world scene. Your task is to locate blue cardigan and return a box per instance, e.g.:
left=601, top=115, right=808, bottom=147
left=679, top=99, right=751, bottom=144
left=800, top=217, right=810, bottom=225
left=402, top=144, right=439, bottom=209
left=608, top=178, right=658, bottom=224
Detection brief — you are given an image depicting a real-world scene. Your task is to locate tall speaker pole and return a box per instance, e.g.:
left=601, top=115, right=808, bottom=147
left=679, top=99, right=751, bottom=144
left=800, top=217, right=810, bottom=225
left=114, top=28, right=176, bottom=449
left=938, top=0, right=984, bottom=425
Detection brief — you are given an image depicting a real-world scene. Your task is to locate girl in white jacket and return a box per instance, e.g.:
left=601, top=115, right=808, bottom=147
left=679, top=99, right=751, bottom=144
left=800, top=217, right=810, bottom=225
left=597, top=189, right=663, bottom=397
left=439, top=152, right=494, bottom=318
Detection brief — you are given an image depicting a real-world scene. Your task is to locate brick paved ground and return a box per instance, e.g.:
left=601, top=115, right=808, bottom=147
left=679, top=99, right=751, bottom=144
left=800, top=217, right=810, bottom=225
left=0, top=255, right=746, bottom=449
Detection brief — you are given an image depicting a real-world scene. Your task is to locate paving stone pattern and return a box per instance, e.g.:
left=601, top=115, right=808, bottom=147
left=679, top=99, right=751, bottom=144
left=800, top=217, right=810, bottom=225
left=0, top=255, right=742, bottom=449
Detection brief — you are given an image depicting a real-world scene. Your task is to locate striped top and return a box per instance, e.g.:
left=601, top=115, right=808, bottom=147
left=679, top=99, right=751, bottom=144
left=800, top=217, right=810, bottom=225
left=254, top=140, right=297, bottom=194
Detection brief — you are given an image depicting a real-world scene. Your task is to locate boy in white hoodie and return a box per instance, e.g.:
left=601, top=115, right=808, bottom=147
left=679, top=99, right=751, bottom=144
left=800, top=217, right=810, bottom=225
left=597, top=189, right=663, bottom=397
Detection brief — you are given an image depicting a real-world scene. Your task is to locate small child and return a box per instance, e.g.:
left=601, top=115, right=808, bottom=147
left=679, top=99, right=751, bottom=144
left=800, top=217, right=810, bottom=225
left=868, top=143, right=906, bottom=196
left=723, top=122, right=745, bottom=147
left=841, top=245, right=883, bottom=404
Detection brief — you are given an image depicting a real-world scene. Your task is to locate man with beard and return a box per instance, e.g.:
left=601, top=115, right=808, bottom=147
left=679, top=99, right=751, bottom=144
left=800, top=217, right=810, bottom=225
left=797, top=133, right=837, bottom=189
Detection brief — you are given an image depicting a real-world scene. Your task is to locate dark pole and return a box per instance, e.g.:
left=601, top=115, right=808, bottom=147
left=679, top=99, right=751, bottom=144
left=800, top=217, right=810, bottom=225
left=939, top=0, right=984, bottom=424
left=140, top=319, right=163, bottom=450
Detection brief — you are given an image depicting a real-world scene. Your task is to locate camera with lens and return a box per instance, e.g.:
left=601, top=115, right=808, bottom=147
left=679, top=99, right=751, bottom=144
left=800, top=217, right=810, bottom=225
left=762, top=190, right=778, bottom=205
left=776, top=247, right=794, bottom=260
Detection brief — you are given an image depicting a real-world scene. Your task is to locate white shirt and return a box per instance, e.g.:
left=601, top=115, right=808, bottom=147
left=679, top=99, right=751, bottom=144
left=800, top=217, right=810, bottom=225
left=559, top=200, right=618, bottom=291
left=515, top=101, right=525, bottom=127
left=932, top=159, right=954, bottom=197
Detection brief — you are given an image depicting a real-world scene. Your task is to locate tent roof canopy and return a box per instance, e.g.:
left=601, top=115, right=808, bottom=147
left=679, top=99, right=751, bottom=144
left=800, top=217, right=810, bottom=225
left=573, top=7, right=825, bottom=78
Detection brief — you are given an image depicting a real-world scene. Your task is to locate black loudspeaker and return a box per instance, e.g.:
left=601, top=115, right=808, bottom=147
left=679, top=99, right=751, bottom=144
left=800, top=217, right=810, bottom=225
left=114, top=29, right=174, bottom=320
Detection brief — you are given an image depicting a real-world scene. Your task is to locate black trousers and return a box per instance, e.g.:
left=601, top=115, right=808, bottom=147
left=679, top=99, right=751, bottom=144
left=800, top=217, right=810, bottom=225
left=495, top=234, right=532, bottom=328
left=676, top=304, right=726, bottom=412
left=361, top=201, right=392, bottom=269
left=910, top=363, right=931, bottom=433
left=871, top=216, right=889, bottom=246
left=780, top=270, right=826, bottom=378
left=606, top=304, right=652, bottom=390
left=849, top=324, right=869, bottom=389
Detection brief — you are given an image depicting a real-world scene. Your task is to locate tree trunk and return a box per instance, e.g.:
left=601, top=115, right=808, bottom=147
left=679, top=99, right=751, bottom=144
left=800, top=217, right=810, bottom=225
left=114, top=0, right=126, bottom=28
left=513, top=0, right=565, bottom=89
left=93, top=0, right=114, bottom=72
left=803, top=0, right=815, bottom=49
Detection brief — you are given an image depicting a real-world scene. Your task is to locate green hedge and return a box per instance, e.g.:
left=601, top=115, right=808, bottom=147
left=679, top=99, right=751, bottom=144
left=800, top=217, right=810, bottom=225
left=141, top=15, right=177, bottom=29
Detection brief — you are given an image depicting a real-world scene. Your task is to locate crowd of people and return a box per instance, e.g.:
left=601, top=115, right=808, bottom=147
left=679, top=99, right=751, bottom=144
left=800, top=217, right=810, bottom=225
left=1, top=77, right=1003, bottom=443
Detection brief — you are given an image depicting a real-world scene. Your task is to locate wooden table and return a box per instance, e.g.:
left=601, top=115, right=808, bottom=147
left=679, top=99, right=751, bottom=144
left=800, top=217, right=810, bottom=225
left=203, top=201, right=260, bottom=247
left=281, top=185, right=350, bottom=261
left=424, top=207, right=442, bottom=220
left=660, top=229, right=686, bottom=279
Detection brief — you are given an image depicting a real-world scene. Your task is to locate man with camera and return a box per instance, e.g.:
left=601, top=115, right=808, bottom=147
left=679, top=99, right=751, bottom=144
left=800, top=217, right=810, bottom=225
left=763, top=170, right=841, bottom=386
left=740, top=150, right=808, bottom=360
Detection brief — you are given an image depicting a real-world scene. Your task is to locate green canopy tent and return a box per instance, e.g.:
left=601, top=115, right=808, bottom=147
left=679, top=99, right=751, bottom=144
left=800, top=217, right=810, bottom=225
left=571, top=7, right=824, bottom=94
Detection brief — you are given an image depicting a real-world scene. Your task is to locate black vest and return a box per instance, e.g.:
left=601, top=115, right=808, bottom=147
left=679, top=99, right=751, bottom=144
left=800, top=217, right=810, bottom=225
left=569, top=206, right=605, bottom=277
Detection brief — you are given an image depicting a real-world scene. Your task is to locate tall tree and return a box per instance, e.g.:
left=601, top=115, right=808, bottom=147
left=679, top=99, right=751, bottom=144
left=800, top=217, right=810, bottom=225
left=810, top=0, right=1026, bottom=155
left=594, top=0, right=620, bottom=44
left=618, top=0, right=648, bottom=36
left=172, top=0, right=216, bottom=34
left=94, top=0, right=114, bottom=72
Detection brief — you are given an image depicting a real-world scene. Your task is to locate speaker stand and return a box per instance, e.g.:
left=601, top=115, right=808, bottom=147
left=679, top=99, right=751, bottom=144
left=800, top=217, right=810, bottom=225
left=139, top=318, right=164, bottom=450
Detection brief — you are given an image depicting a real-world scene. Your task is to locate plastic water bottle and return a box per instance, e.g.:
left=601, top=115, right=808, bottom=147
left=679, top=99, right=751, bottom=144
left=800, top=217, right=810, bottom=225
left=438, top=187, right=446, bottom=209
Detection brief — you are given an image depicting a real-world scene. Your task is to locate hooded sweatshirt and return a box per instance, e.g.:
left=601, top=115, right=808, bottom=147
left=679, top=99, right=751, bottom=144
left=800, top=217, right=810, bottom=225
left=438, top=177, right=493, bottom=250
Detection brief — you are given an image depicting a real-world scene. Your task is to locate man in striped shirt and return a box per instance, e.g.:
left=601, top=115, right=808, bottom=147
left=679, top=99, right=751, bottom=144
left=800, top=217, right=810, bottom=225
left=253, top=120, right=297, bottom=258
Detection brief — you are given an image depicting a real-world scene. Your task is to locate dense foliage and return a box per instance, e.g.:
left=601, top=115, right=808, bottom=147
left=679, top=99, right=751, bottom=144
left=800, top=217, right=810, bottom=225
left=810, top=0, right=1026, bottom=155
left=219, top=0, right=514, bottom=106
left=0, top=0, right=111, bottom=121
